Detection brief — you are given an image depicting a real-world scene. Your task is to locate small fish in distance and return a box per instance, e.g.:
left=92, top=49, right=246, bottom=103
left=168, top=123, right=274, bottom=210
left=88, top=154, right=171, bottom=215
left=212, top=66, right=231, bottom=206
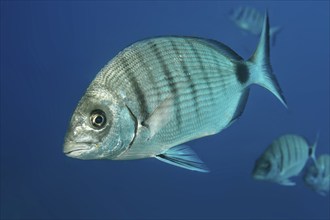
left=63, top=12, right=286, bottom=172
left=252, top=134, right=318, bottom=186
left=229, top=6, right=282, bottom=46
left=304, top=154, right=330, bottom=196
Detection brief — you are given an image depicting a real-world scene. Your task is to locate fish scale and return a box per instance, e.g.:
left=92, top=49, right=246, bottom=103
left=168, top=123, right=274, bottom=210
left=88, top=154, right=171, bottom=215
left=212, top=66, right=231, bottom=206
left=105, top=38, right=241, bottom=146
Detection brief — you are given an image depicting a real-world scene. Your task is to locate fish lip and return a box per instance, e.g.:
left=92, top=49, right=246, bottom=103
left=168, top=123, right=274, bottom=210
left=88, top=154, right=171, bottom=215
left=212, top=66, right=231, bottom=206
left=63, top=141, right=92, bottom=155
left=64, top=148, right=88, bottom=155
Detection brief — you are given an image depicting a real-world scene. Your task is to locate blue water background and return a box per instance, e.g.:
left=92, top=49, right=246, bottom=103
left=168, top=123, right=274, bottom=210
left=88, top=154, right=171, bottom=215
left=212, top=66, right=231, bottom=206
left=1, top=1, right=329, bottom=219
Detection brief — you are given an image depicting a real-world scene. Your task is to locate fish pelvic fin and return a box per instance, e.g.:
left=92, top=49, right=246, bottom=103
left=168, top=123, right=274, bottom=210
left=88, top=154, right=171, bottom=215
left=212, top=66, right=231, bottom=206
left=246, top=11, right=287, bottom=109
left=155, top=145, right=210, bottom=173
left=279, top=179, right=296, bottom=186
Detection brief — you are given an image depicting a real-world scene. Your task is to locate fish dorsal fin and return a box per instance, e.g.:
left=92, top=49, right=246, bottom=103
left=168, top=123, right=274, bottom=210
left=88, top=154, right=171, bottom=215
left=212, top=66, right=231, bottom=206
left=155, top=145, right=210, bottom=173
left=176, top=36, right=242, bottom=60
left=143, top=95, right=175, bottom=140
left=199, top=38, right=243, bottom=61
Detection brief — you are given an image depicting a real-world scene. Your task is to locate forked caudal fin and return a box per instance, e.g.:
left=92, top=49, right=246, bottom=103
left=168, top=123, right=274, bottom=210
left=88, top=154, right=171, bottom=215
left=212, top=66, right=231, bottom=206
left=246, top=11, right=287, bottom=108
left=155, top=145, right=210, bottom=172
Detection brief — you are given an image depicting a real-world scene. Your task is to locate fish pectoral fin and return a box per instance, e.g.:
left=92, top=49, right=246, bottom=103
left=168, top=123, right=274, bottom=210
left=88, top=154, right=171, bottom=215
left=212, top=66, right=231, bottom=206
left=279, top=179, right=296, bottom=186
left=143, top=95, right=175, bottom=139
left=155, top=145, right=210, bottom=173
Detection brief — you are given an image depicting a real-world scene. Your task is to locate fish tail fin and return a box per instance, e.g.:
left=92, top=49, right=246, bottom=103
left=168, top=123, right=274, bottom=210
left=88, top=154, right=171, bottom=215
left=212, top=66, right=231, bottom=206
left=246, top=11, right=287, bottom=108
left=270, top=26, right=282, bottom=46
left=309, top=132, right=320, bottom=163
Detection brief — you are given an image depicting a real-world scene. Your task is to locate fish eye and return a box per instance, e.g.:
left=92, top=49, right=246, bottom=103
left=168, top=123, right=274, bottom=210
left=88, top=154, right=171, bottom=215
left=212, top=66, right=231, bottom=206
left=261, top=161, right=271, bottom=170
left=90, top=109, right=107, bottom=129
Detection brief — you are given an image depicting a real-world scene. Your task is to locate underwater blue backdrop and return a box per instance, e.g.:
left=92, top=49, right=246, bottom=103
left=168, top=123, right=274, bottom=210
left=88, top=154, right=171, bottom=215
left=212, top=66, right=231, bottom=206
left=1, top=1, right=329, bottom=219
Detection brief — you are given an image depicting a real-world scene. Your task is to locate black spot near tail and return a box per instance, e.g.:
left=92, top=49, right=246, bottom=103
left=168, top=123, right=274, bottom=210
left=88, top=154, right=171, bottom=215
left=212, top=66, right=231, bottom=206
left=308, top=147, right=313, bottom=157
left=235, top=62, right=250, bottom=84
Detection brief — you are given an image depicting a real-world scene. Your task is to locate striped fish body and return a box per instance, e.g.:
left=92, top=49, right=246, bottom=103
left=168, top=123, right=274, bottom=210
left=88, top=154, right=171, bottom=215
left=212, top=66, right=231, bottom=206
left=253, top=134, right=311, bottom=186
left=304, top=154, right=330, bottom=196
left=105, top=37, right=249, bottom=160
left=63, top=13, right=286, bottom=172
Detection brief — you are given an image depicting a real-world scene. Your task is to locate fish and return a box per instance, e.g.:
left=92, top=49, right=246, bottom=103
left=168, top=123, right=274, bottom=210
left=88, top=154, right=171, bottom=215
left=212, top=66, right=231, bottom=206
left=229, top=6, right=282, bottom=46
left=303, top=154, right=330, bottom=196
left=252, top=134, right=317, bottom=186
left=63, top=12, right=287, bottom=172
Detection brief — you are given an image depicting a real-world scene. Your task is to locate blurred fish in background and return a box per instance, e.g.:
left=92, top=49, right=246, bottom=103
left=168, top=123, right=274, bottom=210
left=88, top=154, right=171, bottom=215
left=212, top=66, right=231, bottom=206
left=304, top=154, right=330, bottom=196
left=229, top=6, right=282, bottom=46
left=252, top=134, right=318, bottom=186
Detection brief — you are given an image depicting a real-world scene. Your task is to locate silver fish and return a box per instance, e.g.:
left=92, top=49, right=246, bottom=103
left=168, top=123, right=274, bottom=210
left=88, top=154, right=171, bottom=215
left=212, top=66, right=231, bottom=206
left=64, top=13, right=286, bottom=172
left=252, top=134, right=317, bottom=185
left=229, top=6, right=282, bottom=45
left=304, top=154, right=330, bottom=196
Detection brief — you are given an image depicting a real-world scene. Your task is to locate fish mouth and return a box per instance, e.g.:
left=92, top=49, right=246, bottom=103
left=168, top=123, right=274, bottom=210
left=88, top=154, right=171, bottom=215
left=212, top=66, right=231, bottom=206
left=63, top=141, right=92, bottom=158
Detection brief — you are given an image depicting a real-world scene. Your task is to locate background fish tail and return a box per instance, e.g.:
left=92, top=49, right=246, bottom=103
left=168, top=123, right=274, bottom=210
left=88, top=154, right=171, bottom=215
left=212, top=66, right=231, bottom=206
left=309, top=132, right=320, bottom=163
left=246, top=11, right=287, bottom=108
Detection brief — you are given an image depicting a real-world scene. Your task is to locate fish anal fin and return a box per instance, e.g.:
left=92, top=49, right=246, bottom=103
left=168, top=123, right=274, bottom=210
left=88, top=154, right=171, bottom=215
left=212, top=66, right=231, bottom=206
left=155, top=145, right=210, bottom=173
left=227, top=88, right=250, bottom=127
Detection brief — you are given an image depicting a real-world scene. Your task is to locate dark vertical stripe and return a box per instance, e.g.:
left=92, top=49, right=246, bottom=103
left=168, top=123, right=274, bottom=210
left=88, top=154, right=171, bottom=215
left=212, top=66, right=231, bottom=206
left=236, top=7, right=244, bottom=21
left=187, top=39, right=215, bottom=103
left=292, top=136, right=299, bottom=163
left=251, top=8, right=258, bottom=21
left=119, top=55, right=148, bottom=119
left=148, top=40, right=182, bottom=127
left=135, top=50, right=161, bottom=105
left=171, top=39, right=200, bottom=118
left=242, top=7, right=250, bottom=21
left=270, top=143, right=277, bottom=167
left=209, top=43, right=227, bottom=91
left=284, top=137, right=291, bottom=170
left=296, top=137, right=302, bottom=162
left=278, top=139, right=285, bottom=173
